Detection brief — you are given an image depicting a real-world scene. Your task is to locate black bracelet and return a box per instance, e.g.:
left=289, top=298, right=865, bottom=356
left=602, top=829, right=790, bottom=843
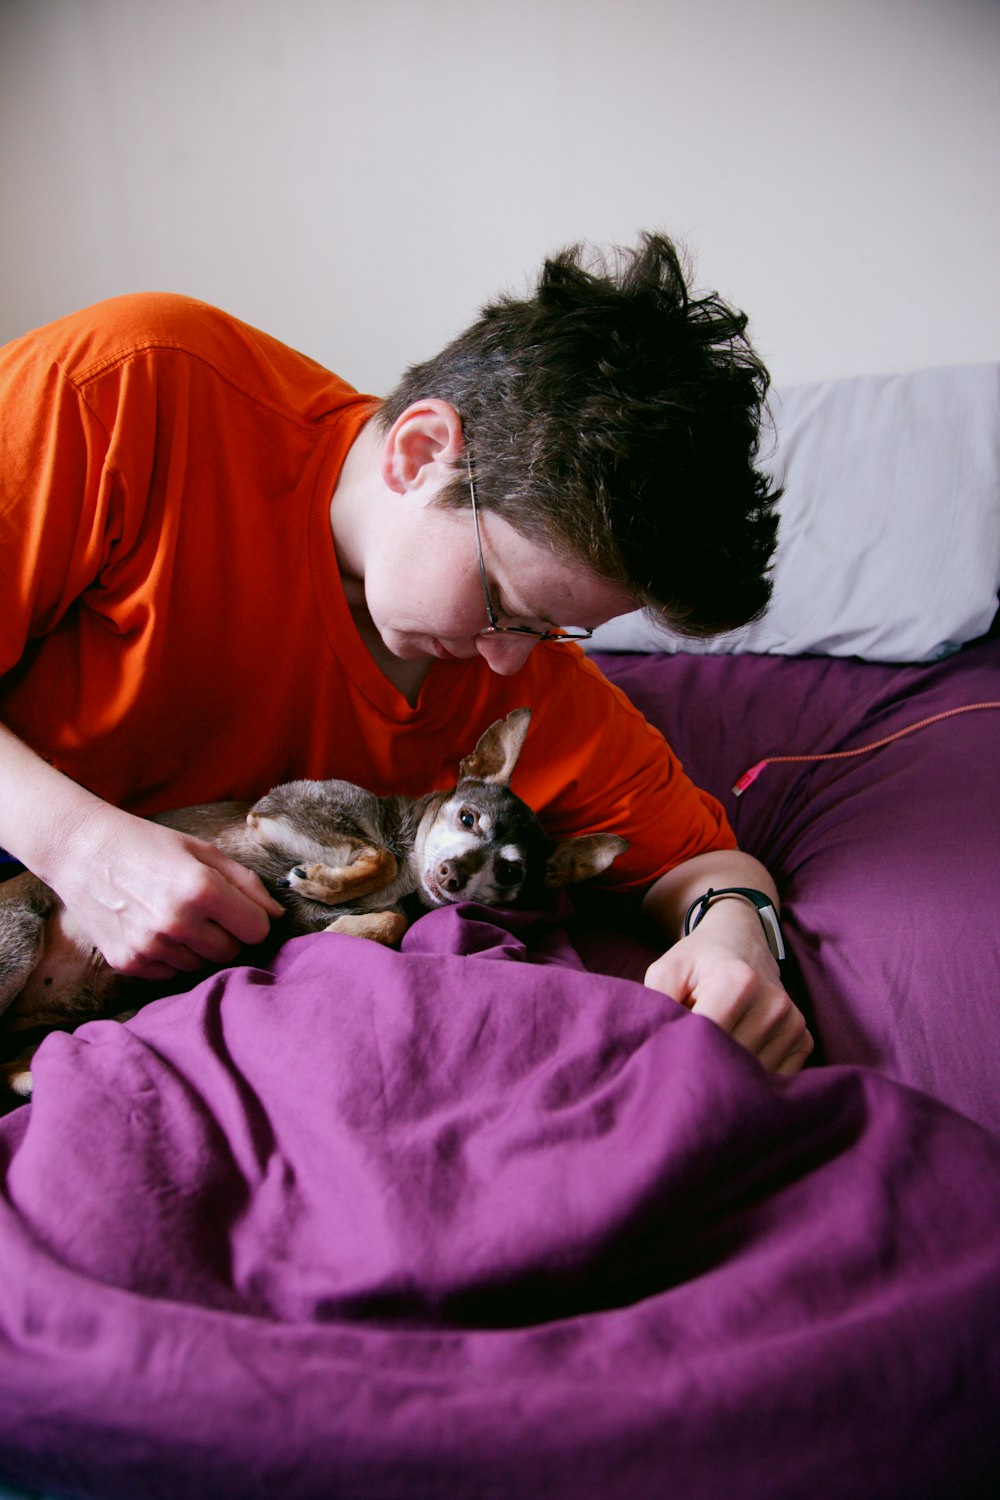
left=683, top=887, right=785, bottom=962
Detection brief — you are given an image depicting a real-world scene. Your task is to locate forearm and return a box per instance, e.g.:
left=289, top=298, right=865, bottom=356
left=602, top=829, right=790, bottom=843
left=640, top=847, right=780, bottom=945
left=0, top=718, right=117, bottom=885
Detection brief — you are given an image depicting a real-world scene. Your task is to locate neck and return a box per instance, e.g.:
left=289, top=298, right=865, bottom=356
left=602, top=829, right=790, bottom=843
left=329, top=421, right=433, bottom=705
left=344, top=579, right=432, bottom=703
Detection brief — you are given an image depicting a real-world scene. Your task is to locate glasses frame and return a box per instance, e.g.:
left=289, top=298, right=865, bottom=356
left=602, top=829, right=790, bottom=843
left=467, top=460, right=593, bottom=644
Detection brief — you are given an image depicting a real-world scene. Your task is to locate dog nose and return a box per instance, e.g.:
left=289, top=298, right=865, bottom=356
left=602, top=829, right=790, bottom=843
left=437, top=860, right=462, bottom=893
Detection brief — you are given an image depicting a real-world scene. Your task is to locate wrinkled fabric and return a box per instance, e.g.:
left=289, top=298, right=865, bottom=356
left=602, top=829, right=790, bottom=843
left=595, top=640, right=1000, bottom=1134
left=1, top=903, right=998, bottom=1499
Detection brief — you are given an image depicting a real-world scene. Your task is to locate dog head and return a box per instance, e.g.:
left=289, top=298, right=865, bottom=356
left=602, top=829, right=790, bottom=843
left=414, top=708, right=628, bottom=909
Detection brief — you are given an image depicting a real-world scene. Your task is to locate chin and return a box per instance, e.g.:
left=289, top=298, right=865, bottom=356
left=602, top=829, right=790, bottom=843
left=382, top=633, right=431, bottom=661
left=419, top=874, right=449, bottom=907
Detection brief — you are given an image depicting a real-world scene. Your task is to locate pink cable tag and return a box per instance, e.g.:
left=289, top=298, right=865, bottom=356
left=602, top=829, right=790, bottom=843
left=732, top=761, right=767, bottom=796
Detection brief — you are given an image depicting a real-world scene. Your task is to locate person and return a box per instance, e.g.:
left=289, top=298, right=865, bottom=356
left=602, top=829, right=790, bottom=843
left=0, top=233, right=812, bottom=1075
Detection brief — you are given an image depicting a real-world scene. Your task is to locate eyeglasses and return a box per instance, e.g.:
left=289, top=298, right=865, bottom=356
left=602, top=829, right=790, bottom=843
left=467, top=460, right=593, bottom=644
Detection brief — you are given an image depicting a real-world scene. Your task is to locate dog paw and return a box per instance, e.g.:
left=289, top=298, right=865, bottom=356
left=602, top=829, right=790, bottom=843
left=0, top=1052, right=35, bottom=1100
left=325, top=911, right=408, bottom=946
left=283, top=848, right=399, bottom=906
left=283, top=863, right=351, bottom=904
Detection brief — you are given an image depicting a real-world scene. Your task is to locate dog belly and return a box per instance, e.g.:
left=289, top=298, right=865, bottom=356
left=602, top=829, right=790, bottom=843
left=6, top=910, right=115, bottom=1029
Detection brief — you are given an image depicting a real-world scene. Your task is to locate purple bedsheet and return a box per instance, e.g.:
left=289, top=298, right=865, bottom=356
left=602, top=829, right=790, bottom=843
left=1, top=900, right=999, bottom=1498
left=2, top=640, right=1000, bottom=1497
left=594, top=639, right=1000, bottom=1136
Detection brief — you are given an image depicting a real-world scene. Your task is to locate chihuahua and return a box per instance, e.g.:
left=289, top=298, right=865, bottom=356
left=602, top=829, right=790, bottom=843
left=0, top=710, right=626, bottom=1094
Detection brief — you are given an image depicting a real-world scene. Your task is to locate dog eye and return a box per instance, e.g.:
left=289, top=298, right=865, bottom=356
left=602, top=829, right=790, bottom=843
left=459, top=808, right=476, bottom=829
left=496, top=859, right=524, bottom=886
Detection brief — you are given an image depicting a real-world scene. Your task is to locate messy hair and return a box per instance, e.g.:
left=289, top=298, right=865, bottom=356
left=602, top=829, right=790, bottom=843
left=377, top=232, right=780, bottom=637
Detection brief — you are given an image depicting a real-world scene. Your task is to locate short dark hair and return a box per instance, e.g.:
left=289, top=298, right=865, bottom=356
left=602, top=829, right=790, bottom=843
left=378, top=232, right=780, bottom=637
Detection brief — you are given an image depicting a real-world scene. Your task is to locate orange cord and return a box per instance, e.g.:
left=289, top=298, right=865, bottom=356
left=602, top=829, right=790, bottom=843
left=733, top=702, right=1000, bottom=795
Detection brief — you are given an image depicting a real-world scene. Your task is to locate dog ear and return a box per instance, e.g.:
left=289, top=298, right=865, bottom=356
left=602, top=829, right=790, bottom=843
left=543, top=833, right=629, bottom=888
left=458, top=707, right=532, bottom=785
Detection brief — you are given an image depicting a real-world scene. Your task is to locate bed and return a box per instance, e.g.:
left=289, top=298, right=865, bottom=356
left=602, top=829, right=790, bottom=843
left=1, top=362, right=999, bottom=1499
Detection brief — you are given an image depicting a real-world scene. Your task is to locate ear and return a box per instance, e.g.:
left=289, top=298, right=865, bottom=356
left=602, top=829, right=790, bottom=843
left=544, top=833, right=630, bottom=888
left=458, top=708, right=532, bottom=785
left=380, top=399, right=464, bottom=494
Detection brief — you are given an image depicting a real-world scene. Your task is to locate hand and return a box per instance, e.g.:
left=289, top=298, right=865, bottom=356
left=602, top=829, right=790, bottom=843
left=644, top=903, right=814, bottom=1076
left=52, top=804, right=285, bottom=980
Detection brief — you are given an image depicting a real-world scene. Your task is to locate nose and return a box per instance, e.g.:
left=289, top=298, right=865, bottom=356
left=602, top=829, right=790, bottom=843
left=437, top=860, right=463, bottom=893
left=474, top=633, right=538, bottom=676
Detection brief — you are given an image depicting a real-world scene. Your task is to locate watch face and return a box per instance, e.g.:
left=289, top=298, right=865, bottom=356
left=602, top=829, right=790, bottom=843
left=755, top=902, right=786, bottom=963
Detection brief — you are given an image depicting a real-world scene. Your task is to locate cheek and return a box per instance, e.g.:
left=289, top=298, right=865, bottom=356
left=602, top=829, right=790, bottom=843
left=376, top=556, right=484, bottom=632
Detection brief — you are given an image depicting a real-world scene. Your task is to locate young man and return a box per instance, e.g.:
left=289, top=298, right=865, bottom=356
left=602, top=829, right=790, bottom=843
left=0, top=234, right=812, bottom=1074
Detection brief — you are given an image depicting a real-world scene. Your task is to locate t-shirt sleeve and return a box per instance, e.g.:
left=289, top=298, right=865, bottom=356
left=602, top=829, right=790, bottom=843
left=506, top=647, right=737, bottom=895
left=0, top=329, right=114, bottom=678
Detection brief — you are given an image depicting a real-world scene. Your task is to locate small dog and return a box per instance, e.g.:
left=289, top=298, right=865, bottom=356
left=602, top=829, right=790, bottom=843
left=0, top=710, right=626, bottom=1095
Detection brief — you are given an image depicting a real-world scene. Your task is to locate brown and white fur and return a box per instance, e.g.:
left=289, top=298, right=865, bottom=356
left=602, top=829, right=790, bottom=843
left=0, top=710, right=626, bottom=1096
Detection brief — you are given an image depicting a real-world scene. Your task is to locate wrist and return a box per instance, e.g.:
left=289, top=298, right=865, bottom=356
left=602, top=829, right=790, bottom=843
left=0, top=728, right=117, bottom=889
left=683, top=887, right=786, bottom=963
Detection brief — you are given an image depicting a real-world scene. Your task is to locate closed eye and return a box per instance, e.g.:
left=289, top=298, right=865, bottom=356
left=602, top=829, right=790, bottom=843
left=496, top=596, right=546, bottom=632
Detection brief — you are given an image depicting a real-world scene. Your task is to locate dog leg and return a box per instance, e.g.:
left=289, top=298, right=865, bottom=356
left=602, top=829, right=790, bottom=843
left=0, top=1042, right=38, bottom=1100
left=324, top=911, right=408, bottom=946
left=282, top=846, right=398, bottom=905
left=0, top=1005, right=144, bottom=1105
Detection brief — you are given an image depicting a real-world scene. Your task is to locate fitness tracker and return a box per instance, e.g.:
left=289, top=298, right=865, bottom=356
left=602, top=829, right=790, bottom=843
left=683, top=887, right=786, bottom=963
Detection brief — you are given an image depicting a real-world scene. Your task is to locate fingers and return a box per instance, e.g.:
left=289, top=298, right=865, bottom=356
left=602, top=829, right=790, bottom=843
left=191, top=841, right=285, bottom=921
left=111, top=920, right=243, bottom=979
left=644, top=949, right=696, bottom=1008
left=104, top=844, right=283, bottom=977
left=731, top=989, right=814, bottom=1076
left=693, top=962, right=814, bottom=1076
left=645, top=947, right=814, bottom=1077
left=772, top=1030, right=816, bottom=1077
left=169, top=842, right=281, bottom=951
left=160, top=874, right=274, bottom=959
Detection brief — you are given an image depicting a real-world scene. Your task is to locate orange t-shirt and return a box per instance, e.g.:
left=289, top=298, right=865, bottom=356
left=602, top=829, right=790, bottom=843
left=0, top=293, right=735, bottom=893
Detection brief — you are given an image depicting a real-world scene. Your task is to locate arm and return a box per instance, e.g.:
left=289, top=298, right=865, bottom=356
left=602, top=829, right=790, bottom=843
left=0, top=310, right=285, bottom=977
left=0, top=721, right=283, bottom=980
left=641, top=847, right=814, bottom=1075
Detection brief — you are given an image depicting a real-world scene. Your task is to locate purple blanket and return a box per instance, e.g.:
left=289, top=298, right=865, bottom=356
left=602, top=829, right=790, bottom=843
left=1, top=902, right=998, bottom=1498
left=594, top=640, right=1000, bottom=1135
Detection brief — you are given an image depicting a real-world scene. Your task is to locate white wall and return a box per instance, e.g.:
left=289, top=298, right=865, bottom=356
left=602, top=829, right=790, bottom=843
left=1, top=0, right=998, bottom=391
